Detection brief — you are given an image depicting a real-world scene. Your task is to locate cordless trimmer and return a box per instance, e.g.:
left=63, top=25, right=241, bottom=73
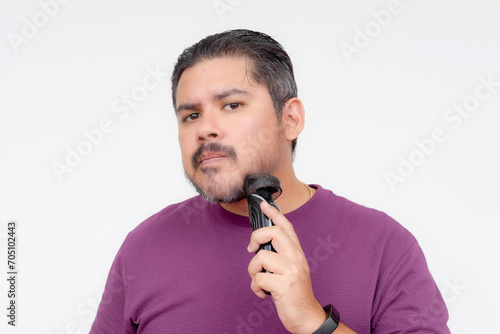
left=244, top=174, right=282, bottom=294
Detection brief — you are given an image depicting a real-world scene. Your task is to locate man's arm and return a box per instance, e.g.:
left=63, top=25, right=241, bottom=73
left=90, top=246, right=132, bottom=333
left=248, top=201, right=450, bottom=334
left=247, top=201, right=357, bottom=334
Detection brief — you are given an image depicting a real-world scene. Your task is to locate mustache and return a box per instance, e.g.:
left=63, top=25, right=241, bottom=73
left=191, top=142, right=237, bottom=168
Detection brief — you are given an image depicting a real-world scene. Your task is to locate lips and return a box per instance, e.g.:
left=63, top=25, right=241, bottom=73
left=192, top=142, right=237, bottom=169
left=199, top=152, right=226, bottom=165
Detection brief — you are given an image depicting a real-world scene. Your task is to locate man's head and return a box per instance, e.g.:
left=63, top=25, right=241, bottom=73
left=171, top=29, right=298, bottom=153
left=172, top=30, right=303, bottom=204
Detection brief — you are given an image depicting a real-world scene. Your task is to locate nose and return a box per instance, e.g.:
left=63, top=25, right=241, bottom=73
left=196, top=111, right=222, bottom=143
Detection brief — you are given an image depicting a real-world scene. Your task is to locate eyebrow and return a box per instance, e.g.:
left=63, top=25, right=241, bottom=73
left=213, top=88, right=250, bottom=101
left=176, top=102, right=200, bottom=114
left=176, top=88, right=250, bottom=113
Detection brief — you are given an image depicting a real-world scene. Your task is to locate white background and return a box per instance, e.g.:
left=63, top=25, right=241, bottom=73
left=1, top=0, right=499, bottom=333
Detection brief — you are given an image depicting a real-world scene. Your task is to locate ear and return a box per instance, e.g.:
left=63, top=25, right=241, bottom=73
left=281, top=97, right=305, bottom=141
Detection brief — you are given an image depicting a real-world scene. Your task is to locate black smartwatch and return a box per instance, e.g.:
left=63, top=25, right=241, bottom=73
left=312, top=304, right=340, bottom=334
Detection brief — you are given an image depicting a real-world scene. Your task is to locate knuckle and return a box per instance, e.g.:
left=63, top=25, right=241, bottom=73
left=247, top=264, right=254, bottom=276
left=250, top=278, right=259, bottom=291
left=283, top=275, right=298, bottom=290
left=248, top=258, right=259, bottom=274
left=288, top=263, right=301, bottom=276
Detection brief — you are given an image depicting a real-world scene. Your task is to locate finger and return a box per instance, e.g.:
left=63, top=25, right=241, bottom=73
left=251, top=271, right=287, bottom=298
left=250, top=273, right=270, bottom=298
left=247, top=226, right=297, bottom=255
left=260, top=201, right=302, bottom=249
left=247, top=249, right=293, bottom=276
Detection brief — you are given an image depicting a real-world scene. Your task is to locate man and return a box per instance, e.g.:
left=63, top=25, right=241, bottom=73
left=91, top=30, right=450, bottom=333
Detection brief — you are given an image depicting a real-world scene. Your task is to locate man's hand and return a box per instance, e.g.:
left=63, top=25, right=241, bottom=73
left=247, top=201, right=326, bottom=334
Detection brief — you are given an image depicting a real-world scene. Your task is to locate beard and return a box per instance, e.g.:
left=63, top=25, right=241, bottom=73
left=185, top=168, right=247, bottom=204
left=185, top=141, right=281, bottom=204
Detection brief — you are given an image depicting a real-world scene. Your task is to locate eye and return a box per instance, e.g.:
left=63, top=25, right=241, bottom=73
left=182, top=113, right=201, bottom=123
left=222, top=102, right=241, bottom=111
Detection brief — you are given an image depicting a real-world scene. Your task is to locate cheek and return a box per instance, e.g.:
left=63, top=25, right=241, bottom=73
left=232, top=119, right=263, bottom=144
left=180, top=150, right=191, bottom=169
left=242, top=121, right=281, bottom=152
left=178, top=133, right=194, bottom=168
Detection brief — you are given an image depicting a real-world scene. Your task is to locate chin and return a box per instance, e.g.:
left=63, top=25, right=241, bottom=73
left=198, top=184, right=246, bottom=204
left=201, top=190, right=246, bottom=204
left=186, top=170, right=246, bottom=204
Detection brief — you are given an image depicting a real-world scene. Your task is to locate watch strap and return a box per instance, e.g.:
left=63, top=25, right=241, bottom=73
left=312, top=304, right=340, bottom=334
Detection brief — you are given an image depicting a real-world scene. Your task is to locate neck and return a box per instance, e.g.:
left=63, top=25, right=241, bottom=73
left=219, top=168, right=315, bottom=216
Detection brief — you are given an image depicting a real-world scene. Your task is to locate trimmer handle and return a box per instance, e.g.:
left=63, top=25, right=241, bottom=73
left=244, top=174, right=282, bottom=295
left=247, top=193, right=280, bottom=253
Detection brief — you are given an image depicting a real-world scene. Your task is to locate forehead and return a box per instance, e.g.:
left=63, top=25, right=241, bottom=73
left=175, top=57, right=259, bottom=104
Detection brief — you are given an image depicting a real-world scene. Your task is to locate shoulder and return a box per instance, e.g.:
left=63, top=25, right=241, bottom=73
left=314, top=185, right=411, bottom=234
left=313, top=185, right=417, bottom=251
left=120, top=195, right=208, bottom=249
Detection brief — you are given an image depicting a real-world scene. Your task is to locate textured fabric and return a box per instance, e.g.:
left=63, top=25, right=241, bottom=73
left=90, top=185, right=450, bottom=333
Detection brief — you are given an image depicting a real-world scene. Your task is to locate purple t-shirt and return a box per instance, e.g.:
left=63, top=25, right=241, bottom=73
left=91, top=185, right=449, bottom=333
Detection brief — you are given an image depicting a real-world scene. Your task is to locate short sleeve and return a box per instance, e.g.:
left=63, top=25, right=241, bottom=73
left=371, top=241, right=450, bottom=333
left=90, top=246, right=134, bottom=334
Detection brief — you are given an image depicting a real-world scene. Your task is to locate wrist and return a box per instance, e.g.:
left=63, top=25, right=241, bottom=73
left=312, top=304, right=340, bottom=334
left=294, top=302, right=327, bottom=334
left=308, top=303, right=329, bottom=332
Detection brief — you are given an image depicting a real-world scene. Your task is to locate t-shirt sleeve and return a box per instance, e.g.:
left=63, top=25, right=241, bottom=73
left=90, top=245, right=135, bottom=334
left=371, top=241, right=450, bottom=333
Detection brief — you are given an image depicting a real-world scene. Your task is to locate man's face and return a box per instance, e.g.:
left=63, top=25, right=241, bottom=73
left=175, top=56, right=288, bottom=203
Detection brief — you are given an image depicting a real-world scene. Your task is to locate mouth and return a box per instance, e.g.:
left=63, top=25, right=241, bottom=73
left=191, top=142, right=237, bottom=170
left=198, top=152, right=227, bottom=166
